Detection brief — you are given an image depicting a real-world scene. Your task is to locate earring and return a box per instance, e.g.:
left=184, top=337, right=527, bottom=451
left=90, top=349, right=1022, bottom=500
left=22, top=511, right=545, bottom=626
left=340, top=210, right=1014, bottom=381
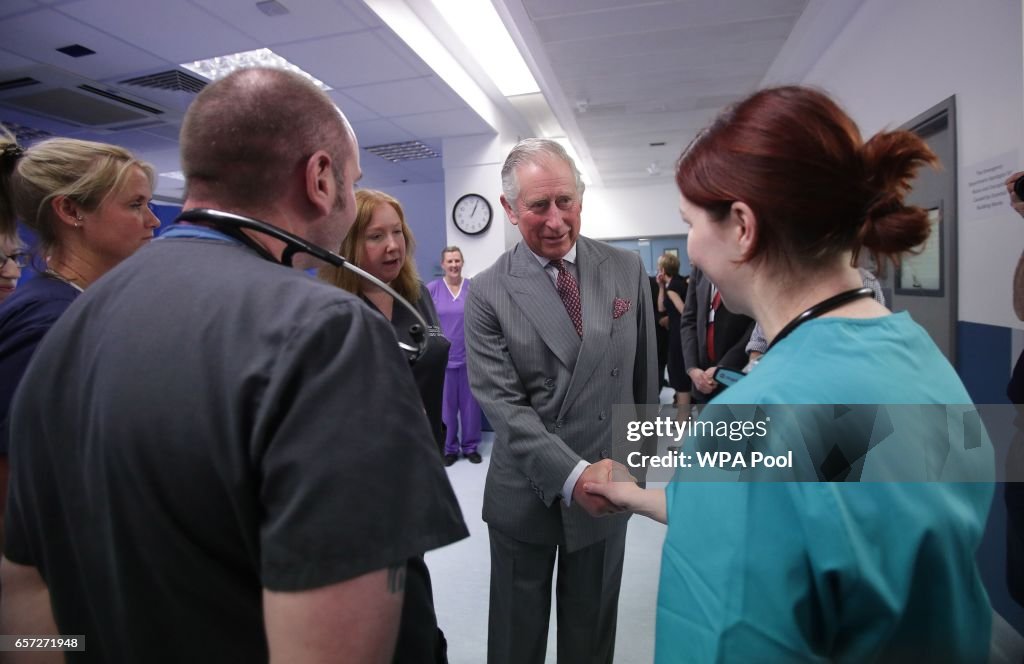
left=74, top=214, right=83, bottom=228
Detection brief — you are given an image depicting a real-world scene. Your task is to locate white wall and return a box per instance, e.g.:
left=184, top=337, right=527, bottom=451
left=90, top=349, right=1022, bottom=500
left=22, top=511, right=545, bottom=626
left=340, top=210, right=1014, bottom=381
left=442, top=133, right=518, bottom=278
left=583, top=180, right=685, bottom=240
left=775, top=0, right=1022, bottom=328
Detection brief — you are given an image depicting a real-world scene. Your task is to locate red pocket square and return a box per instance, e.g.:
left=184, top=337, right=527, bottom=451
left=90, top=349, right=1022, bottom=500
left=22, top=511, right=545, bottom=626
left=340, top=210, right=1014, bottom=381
left=612, top=298, right=631, bottom=319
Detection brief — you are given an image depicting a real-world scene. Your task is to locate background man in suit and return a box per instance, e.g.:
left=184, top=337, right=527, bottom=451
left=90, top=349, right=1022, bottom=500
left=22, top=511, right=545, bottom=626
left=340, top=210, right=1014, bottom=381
left=680, top=265, right=754, bottom=403
left=465, top=138, right=657, bottom=664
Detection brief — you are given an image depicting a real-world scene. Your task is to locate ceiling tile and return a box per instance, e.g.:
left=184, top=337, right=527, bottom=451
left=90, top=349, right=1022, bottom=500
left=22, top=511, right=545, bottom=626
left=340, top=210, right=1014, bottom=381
left=522, top=0, right=672, bottom=21
left=191, top=0, right=371, bottom=45
left=534, top=0, right=808, bottom=43
left=390, top=108, right=493, bottom=138
left=57, top=0, right=256, bottom=64
left=0, top=8, right=167, bottom=79
left=552, top=39, right=786, bottom=82
left=374, top=29, right=435, bottom=78
left=545, top=16, right=799, bottom=64
left=337, top=0, right=387, bottom=29
left=0, top=1, right=38, bottom=19
left=327, top=90, right=378, bottom=123
left=350, top=118, right=414, bottom=147
left=0, top=48, right=37, bottom=70
left=275, top=30, right=422, bottom=89
left=348, top=77, right=463, bottom=117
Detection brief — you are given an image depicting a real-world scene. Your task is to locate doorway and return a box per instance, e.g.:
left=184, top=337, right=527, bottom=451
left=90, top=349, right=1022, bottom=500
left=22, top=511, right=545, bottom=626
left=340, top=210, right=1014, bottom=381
left=873, top=96, right=958, bottom=365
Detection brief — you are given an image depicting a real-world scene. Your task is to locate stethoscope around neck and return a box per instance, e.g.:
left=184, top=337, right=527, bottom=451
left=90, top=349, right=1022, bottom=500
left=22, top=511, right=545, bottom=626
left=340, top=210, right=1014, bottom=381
left=174, top=208, right=428, bottom=364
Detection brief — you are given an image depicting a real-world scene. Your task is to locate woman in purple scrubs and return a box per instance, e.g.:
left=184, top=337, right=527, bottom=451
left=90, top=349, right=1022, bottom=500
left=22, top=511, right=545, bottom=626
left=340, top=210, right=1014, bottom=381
left=427, top=246, right=482, bottom=466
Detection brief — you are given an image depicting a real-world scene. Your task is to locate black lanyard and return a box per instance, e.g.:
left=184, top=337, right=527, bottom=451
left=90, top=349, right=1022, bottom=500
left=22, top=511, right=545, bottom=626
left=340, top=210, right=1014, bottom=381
left=172, top=208, right=429, bottom=363
left=765, top=287, right=875, bottom=353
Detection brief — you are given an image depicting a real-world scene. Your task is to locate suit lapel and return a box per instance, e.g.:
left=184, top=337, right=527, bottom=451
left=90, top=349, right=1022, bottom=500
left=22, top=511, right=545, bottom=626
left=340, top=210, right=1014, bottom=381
left=559, top=238, right=611, bottom=418
left=506, top=244, right=581, bottom=371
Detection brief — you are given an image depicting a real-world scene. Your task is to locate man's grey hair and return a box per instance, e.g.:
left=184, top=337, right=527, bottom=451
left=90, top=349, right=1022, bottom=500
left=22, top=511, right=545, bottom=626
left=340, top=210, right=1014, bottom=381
left=500, top=138, right=585, bottom=208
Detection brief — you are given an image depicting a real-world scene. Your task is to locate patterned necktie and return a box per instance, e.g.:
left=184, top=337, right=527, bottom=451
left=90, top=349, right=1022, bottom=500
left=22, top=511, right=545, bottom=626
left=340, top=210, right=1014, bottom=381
left=707, top=289, right=722, bottom=364
left=550, top=259, right=583, bottom=337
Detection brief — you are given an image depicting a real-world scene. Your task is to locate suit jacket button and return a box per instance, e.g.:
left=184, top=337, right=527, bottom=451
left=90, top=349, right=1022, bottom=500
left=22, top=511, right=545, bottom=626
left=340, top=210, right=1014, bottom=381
left=544, top=378, right=554, bottom=387
left=600, top=449, right=610, bottom=459
left=598, top=411, right=607, bottom=421
left=610, top=368, right=620, bottom=377
left=555, top=420, right=563, bottom=429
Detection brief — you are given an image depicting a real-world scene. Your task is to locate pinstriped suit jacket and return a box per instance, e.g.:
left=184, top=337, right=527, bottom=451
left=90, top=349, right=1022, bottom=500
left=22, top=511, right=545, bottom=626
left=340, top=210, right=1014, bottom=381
left=465, top=236, right=657, bottom=552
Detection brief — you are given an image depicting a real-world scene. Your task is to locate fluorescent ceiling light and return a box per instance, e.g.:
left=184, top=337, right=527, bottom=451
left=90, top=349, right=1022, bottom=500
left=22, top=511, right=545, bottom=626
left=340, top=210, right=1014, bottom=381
left=159, top=170, right=185, bottom=181
left=182, top=48, right=331, bottom=91
left=428, top=0, right=539, bottom=96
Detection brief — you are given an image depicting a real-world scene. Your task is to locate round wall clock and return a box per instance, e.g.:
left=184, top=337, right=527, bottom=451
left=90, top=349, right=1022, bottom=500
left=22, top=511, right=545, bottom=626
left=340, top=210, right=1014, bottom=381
left=452, top=193, right=492, bottom=235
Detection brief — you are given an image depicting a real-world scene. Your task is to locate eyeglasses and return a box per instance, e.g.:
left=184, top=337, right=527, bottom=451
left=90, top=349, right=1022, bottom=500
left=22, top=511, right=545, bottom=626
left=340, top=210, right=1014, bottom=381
left=0, top=250, right=29, bottom=269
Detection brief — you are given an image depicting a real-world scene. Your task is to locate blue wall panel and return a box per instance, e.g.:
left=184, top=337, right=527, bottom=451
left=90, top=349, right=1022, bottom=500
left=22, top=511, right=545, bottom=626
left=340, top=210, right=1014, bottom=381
left=957, top=321, right=1012, bottom=405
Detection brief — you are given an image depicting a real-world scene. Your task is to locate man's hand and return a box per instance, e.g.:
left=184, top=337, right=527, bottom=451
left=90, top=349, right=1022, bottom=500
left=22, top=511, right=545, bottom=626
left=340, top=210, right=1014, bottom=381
left=584, top=464, right=669, bottom=525
left=1006, top=171, right=1024, bottom=219
left=572, top=460, right=626, bottom=517
left=583, top=461, right=639, bottom=510
left=689, top=367, right=716, bottom=395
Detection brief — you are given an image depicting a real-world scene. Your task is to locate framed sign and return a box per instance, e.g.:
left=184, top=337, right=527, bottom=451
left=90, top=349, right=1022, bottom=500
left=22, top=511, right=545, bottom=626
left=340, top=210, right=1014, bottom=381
left=895, top=203, right=943, bottom=296
left=665, top=247, right=679, bottom=257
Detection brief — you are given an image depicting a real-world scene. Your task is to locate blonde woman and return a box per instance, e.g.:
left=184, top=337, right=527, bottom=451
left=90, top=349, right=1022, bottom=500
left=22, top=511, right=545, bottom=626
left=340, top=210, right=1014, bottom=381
left=0, top=133, right=158, bottom=542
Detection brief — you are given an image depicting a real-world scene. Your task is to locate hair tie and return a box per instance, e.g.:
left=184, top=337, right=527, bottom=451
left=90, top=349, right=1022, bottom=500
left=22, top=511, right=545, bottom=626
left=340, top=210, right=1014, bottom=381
left=2, top=144, right=24, bottom=162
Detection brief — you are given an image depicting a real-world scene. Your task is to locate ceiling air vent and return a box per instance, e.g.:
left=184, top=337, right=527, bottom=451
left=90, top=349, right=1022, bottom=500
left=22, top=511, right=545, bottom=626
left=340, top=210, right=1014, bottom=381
left=120, top=70, right=207, bottom=95
left=0, top=65, right=181, bottom=130
left=0, top=77, right=41, bottom=93
left=78, top=85, right=163, bottom=115
left=364, top=140, right=439, bottom=163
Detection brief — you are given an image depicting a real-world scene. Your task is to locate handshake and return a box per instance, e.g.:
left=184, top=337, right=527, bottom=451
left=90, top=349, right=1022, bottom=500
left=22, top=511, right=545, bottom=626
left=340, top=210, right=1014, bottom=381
left=571, top=458, right=642, bottom=517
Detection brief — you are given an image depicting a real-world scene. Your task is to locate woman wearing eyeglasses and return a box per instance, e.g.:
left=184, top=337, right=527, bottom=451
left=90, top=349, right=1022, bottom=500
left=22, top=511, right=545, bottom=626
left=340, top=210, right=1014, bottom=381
left=584, top=87, right=994, bottom=662
left=0, top=235, right=26, bottom=304
left=0, top=132, right=158, bottom=545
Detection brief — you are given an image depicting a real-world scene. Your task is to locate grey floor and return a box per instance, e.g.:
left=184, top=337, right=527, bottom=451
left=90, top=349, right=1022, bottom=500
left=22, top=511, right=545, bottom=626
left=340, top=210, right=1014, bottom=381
left=427, top=390, right=673, bottom=664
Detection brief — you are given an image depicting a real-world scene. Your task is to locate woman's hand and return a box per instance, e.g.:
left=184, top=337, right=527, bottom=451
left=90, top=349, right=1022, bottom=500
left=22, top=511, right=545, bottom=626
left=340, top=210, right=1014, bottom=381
left=584, top=464, right=668, bottom=524
left=689, top=367, right=716, bottom=394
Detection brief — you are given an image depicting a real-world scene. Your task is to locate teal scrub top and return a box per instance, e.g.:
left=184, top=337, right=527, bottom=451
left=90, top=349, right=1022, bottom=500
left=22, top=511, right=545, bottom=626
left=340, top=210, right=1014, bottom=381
left=658, top=312, right=994, bottom=663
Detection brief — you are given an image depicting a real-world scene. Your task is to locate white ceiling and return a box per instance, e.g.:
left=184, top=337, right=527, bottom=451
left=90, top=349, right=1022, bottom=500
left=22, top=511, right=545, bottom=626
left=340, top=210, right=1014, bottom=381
left=498, top=0, right=810, bottom=186
left=0, top=0, right=810, bottom=199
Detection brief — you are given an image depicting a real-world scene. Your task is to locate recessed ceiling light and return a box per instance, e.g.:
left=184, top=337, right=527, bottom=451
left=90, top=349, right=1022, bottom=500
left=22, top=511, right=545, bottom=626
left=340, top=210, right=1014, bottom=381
left=181, top=48, right=330, bottom=90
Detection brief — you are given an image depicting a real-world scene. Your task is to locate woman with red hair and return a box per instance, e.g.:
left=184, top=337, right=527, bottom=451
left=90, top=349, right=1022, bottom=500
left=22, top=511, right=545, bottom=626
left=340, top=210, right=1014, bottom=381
left=587, top=86, right=993, bottom=661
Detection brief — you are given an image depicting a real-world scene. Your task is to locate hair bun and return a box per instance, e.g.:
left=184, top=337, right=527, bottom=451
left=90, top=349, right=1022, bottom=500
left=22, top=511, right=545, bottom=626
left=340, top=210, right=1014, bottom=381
left=1, top=143, right=24, bottom=162
left=857, top=130, right=938, bottom=257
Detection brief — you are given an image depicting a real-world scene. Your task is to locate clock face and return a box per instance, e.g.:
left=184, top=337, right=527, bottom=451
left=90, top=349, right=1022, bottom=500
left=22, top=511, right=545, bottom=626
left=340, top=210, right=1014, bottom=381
left=452, top=194, right=492, bottom=235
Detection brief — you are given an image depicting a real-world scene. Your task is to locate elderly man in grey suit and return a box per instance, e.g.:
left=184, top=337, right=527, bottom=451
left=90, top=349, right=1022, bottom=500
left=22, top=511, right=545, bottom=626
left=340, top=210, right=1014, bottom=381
left=465, top=138, right=657, bottom=664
